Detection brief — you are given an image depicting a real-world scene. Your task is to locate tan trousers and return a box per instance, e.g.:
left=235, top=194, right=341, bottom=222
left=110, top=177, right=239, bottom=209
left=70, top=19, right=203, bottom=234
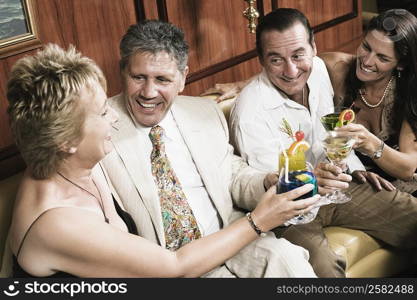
left=203, top=232, right=316, bottom=278
left=203, top=206, right=316, bottom=278
left=275, top=180, right=417, bottom=277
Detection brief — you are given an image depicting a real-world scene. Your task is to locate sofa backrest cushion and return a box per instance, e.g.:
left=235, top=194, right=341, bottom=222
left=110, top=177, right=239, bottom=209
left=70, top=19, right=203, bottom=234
left=0, top=173, right=22, bottom=277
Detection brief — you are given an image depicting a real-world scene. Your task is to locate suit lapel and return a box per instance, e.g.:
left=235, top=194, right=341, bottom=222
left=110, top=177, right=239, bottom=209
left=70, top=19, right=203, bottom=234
left=110, top=96, right=165, bottom=246
left=171, top=99, right=230, bottom=225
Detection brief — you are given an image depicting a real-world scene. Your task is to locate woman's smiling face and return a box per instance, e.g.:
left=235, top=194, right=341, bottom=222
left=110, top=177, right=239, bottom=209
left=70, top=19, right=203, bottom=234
left=356, top=30, right=400, bottom=83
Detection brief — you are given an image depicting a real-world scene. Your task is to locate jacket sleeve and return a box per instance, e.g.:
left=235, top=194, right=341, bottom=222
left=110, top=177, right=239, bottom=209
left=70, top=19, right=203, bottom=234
left=211, top=101, right=267, bottom=211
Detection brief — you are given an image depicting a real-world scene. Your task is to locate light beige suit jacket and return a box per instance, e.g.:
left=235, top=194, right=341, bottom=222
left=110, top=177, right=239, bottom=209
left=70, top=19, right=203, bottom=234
left=102, top=93, right=266, bottom=248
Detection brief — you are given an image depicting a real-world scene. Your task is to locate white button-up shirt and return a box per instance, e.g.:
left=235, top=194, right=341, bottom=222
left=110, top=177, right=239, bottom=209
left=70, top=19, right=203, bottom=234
left=230, top=56, right=365, bottom=173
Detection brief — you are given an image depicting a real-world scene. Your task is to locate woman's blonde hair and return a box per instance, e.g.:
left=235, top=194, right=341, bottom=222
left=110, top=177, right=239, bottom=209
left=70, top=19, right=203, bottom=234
left=7, top=44, right=106, bottom=179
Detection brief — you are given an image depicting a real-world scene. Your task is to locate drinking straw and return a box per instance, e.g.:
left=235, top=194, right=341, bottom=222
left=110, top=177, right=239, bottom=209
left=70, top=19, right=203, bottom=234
left=277, top=138, right=289, bottom=183
left=285, top=157, right=289, bottom=183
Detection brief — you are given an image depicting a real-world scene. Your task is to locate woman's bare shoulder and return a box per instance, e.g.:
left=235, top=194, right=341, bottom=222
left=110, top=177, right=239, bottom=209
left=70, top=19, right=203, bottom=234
left=319, top=52, right=355, bottom=96
left=15, top=173, right=60, bottom=210
left=10, top=174, right=62, bottom=251
left=319, top=52, right=355, bottom=74
left=13, top=206, right=111, bottom=277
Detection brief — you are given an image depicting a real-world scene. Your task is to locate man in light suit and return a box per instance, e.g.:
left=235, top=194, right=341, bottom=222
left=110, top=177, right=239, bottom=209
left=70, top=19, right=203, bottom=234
left=102, top=20, right=317, bottom=277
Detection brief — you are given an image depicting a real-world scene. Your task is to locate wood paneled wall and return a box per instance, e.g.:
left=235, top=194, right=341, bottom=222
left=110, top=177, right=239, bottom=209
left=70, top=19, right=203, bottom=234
left=181, top=0, right=363, bottom=95
left=0, top=0, right=137, bottom=179
left=138, top=0, right=363, bottom=95
left=0, top=0, right=363, bottom=179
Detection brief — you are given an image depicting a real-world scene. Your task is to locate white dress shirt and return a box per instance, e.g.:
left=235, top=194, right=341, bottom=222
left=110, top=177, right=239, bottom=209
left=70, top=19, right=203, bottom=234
left=132, top=110, right=221, bottom=237
left=230, top=56, right=365, bottom=173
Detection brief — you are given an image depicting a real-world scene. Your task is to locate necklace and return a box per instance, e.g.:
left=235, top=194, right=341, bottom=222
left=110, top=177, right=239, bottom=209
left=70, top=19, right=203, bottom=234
left=57, top=172, right=109, bottom=223
left=359, top=76, right=394, bottom=108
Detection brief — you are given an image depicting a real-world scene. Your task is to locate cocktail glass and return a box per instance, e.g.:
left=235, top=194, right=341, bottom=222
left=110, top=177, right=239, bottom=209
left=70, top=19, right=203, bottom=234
left=320, top=106, right=354, bottom=131
left=277, top=162, right=319, bottom=225
left=279, top=149, right=306, bottom=172
left=321, top=133, right=356, bottom=203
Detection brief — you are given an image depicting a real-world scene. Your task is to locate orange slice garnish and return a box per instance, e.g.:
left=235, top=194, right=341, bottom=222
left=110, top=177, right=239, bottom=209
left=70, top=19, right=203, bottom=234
left=338, top=109, right=355, bottom=126
left=287, top=140, right=310, bottom=156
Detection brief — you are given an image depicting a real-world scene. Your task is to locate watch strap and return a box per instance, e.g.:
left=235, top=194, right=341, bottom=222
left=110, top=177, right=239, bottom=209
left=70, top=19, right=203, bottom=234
left=372, top=140, right=385, bottom=159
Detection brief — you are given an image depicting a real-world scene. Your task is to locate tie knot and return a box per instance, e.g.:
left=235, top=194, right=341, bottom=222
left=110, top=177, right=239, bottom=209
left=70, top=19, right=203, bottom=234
left=149, top=125, right=164, bottom=145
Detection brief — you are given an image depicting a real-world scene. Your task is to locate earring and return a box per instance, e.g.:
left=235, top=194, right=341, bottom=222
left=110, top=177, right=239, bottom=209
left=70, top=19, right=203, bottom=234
left=397, top=69, right=401, bottom=78
left=68, top=147, right=77, bottom=154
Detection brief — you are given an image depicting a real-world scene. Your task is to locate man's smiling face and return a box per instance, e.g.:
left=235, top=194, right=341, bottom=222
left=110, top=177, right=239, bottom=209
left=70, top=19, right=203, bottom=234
left=123, top=51, right=188, bottom=127
left=259, top=22, right=316, bottom=98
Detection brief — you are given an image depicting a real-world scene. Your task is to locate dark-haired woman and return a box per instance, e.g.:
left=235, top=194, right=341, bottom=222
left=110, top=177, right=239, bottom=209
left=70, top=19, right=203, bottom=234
left=323, top=9, right=417, bottom=195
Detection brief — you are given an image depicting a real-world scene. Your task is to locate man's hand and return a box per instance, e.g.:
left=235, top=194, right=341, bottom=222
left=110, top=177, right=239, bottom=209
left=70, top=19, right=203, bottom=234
left=263, top=172, right=279, bottom=190
left=200, top=80, right=249, bottom=103
left=351, top=170, right=396, bottom=192
left=200, top=83, right=241, bottom=103
left=314, top=162, right=352, bottom=195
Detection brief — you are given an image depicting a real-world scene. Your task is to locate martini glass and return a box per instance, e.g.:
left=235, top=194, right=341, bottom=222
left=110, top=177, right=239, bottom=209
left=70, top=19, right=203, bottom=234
left=320, top=106, right=350, bottom=131
left=321, top=133, right=356, bottom=203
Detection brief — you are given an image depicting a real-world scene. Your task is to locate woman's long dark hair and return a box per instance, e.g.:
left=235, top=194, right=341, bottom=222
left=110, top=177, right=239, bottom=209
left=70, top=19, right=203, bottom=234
left=343, top=9, right=417, bottom=140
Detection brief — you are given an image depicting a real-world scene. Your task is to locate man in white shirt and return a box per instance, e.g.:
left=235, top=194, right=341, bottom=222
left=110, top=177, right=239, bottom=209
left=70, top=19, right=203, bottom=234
left=230, top=57, right=364, bottom=172
left=230, top=8, right=417, bottom=277
left=102, top=19, right=317, bottom=277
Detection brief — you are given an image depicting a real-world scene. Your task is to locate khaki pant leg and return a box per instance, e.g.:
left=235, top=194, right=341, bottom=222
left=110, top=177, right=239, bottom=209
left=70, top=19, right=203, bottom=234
left=201, top=265, right=237, bottom=278
left=274, top=212, right=346, bottom=278
left=222, top=232, right=316, bottom=278
left=330, top=180, right=417, bottom=249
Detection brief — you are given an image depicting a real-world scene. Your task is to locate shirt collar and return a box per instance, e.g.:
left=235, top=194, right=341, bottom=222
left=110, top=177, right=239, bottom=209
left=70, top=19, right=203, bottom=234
left=158, top=111, right=176, bottom=142
left=306, top=57, right=319, bottom=95
left=125, top=100, right=152, bottom=136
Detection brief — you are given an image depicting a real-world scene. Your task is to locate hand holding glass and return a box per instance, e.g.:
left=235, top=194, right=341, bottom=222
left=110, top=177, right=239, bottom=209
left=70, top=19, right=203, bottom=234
left=321, top=133, right=356, bottom=203
left=277, top=161, right=319, bottom=225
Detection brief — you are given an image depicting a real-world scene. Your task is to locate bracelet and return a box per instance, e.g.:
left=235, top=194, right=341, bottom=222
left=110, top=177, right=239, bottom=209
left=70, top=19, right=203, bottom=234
left=246, top=212, right=266, bottom=237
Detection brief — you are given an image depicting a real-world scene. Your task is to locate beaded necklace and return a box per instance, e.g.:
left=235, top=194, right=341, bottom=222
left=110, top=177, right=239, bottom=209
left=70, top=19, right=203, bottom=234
left=359, top=76, right=394, bottom=108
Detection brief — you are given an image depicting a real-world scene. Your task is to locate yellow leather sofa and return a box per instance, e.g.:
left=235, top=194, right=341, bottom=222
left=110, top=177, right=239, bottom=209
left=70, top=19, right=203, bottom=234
left=0, top=97, right=413, bottom=278
left=217, top=96, right=414, bottom=278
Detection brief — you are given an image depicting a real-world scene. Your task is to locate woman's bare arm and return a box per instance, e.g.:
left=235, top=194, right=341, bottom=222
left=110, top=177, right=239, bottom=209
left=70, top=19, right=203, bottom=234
left=17, top=184, right=319, bottom=278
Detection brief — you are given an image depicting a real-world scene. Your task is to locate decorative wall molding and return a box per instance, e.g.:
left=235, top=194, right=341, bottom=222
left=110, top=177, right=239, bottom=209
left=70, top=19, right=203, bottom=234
left=0, top=0, right=42, bottom=59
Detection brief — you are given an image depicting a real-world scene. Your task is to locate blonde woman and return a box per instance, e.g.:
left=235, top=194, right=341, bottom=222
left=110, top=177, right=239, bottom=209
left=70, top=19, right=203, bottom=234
left=7, top=44, right=318, bottom=278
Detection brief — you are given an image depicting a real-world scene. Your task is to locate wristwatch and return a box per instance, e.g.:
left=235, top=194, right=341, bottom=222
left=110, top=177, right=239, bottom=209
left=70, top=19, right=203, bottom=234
left=372, top=140, right=385, bottom=159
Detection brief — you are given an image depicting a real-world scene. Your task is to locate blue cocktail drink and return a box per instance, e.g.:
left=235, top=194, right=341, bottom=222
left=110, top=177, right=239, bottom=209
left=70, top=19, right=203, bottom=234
left=278, top=170, right=318, bottom=199
left=277, top=169, right=318, bottom=225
